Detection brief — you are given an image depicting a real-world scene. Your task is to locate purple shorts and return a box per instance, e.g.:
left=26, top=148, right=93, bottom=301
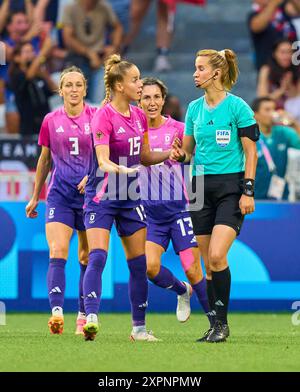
left=84, top=204, right=147, bottom=237
left=147, top=211, right=197, bottom=254
left=46, top=203, right=85, bottom=231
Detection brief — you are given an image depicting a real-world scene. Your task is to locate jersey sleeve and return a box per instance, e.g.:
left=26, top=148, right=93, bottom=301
left=235, top=98, right=260, bottom=141
left=184, top=103, right=195, bottom=136
left=38, top=115, right=50, bottom=147
left=176, top=121, right=185, bottom=140
left=91, top=107, right=112, bottom=146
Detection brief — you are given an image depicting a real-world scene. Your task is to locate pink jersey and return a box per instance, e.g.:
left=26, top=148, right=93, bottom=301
left=140, top=116, right=189, bottom=222
left=85, top=103, right=147, bottom=208
left=38, top=104, right=96, bottom=208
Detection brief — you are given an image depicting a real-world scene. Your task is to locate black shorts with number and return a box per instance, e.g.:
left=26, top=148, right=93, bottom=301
left=189, top=172, right=244, bottom=236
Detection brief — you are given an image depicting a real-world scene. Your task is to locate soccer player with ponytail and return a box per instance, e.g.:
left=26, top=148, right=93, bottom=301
left=171, top=49, right=260, bottom=342
left=83, top=54, right=171, bottom=341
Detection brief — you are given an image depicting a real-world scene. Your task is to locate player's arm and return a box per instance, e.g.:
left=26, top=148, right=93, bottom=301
left=26, top=146, right=51, bottom=218
left=239, top=137, right=258, bottom=216
left=169, top=135, right=195, bottom=163
left=96, top=145, right=138, bottom=174
left=140, top=131, right=170, bottom=166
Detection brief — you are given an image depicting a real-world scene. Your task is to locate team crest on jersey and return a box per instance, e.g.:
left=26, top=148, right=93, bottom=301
left=216, top=129, right=231, bottom=148
left=84, top=123, right=90, bottom=134
left=96, top=131, right=103, bottom=139
left=136, top=120, right=143, bottom=133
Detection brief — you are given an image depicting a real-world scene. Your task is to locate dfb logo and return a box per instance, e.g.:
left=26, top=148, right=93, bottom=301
left=49, top=208, right=55, bottom=219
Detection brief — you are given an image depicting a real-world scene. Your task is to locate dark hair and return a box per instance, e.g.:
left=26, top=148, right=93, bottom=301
left=252, top=96, right=275, bottom=112
left=7, top=11, right=27, bottom=26
left=268, top=38, right=299, bottom=86
left=141, top=77, right=168, bottom=98
left=8, top=41, right=32, bottom=79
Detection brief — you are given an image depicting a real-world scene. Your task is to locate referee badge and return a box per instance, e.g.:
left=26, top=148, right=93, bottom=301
left=216, top=129, right=231, bottom=148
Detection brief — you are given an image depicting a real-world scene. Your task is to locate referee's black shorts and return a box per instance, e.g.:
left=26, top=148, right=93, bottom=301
left=189, top=172, right=245, bottom=236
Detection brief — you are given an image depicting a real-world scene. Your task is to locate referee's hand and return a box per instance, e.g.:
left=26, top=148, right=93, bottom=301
left=239, top=194, right=255, bottom=215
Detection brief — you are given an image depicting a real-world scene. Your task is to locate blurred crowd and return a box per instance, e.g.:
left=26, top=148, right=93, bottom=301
left=0, top=0, right=300, bottom=201
left=0, top=0, right=196, bottom=136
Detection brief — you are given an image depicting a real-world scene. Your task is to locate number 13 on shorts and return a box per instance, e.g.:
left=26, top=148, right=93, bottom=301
left=177, top=217, right=194, bottom=237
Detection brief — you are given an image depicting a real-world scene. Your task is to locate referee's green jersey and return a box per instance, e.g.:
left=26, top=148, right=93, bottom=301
left=185, top=93, right=256, bottom=175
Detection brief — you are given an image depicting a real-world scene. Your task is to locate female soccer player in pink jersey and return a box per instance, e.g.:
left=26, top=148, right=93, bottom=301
left=26, top=66, right=96, bottom=335
left=139, top=77, right=214, bottom=336
left=83, top=54, right=171, bottom=341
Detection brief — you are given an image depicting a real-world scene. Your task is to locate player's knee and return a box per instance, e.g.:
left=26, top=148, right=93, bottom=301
left=185, top=263, right=203, bottom=284
left=146, top=262, right=160, bottom=279
left=208, top=250, right=226, bottom=269
left=50, top=244, right=68, bottom=259
left=79, top=250, right=88, bottom=265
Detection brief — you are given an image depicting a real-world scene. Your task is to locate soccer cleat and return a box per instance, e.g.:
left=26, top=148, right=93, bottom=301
left=83, top=322, right=99, bottom=341
left=75, top=318, right=87, bottom=335
left=176, top=282, right=193, bottom=322
left=130, top=330, right=161, bottom=342
left=196, top=328, right=213, bottom=343
left=48, top=315, right=64, bottom=335
left=206, top=321, right=230, bottom=343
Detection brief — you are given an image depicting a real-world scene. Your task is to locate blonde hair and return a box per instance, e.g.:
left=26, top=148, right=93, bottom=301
left=59, top=66, right=87, bottom=90
left=196, top=49, right=239, bottom=90
left=103, top=54, right=135, bottom=105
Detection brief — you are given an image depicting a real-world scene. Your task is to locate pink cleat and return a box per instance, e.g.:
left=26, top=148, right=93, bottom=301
left=75, top=318, right=87, bottom=335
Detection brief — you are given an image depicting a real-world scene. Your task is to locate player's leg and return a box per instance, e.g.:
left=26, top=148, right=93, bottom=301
left=46, top=221, right=73, bottom=334
left=75, top=229, right=89, bottom=335
left=179, top=246, right=213, bottom=327
left=193, top=235, right=216, bottom=341
left=82, top=209, right=113, bottom=340
left=118, top=206, right=159, bottom=341
left=206, top=225, right=236, bottom=343
left=146, top=223, right=188, bottom=299
left=121, top=228, right=159, bottom=342
left=82, top=227, right=110, bottom=340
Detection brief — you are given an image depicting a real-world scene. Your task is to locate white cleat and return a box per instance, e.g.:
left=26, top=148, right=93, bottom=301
left=176, top=282, right=193, bottom=322
left=130, top=330, right=161, bottom=342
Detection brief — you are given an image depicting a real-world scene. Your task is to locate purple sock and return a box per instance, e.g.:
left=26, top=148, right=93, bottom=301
left=127, top=255, right=148, bottom=327
left=83, top=249, right=107, bottom=316
left=192, top=278, right=215, bottom=327
left=47, top=258, right=66, bottom=309
left=78, top=263, right=87, bottom=314
left=150, top=266, right=186, bottom=295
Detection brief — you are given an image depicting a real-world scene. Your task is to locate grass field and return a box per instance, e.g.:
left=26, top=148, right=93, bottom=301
left=0, top=313, right=299, bottom=372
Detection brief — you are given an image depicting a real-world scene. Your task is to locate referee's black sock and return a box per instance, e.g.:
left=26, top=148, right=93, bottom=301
left=212, top=267, right=231, bottom=325
left=206, top=279, right=216, bottom=327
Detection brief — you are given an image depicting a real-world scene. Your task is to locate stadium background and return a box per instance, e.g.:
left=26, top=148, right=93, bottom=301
left=0, top=0, right=300, bottom=314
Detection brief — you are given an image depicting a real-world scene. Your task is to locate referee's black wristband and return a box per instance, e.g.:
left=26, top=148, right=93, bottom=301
left=177, top=152, right=186, bottom=163
left=243, top=178, right=255, bottom=197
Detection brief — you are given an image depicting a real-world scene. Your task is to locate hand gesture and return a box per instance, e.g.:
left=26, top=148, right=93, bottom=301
left=25, top=198, right=38, bottom=218
left=77, top=175, right=88, bottom=194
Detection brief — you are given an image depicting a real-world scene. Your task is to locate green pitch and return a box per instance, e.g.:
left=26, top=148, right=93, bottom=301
left=0, top=313, right=299, bottom=372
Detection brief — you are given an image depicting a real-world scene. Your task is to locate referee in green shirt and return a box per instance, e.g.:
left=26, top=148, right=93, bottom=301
left=171, top=49, right=260, bottom=343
